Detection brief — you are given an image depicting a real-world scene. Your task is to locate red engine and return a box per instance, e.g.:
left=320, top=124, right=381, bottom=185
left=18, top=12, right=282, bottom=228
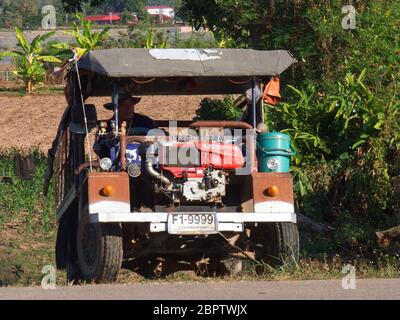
left=161, top=141, right=244, bottom=178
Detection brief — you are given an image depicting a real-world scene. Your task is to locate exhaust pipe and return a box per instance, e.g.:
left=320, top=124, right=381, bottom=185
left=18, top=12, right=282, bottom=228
left=145, top=160, right=172, bottom=188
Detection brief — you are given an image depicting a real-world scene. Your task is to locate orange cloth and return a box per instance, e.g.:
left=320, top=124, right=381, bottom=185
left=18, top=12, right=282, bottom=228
left=263, top=76, right=281, bottom=105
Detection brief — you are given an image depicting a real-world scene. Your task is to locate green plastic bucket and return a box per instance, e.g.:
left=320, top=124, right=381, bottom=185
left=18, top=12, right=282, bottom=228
left=256, top=132, right=295, bottom=173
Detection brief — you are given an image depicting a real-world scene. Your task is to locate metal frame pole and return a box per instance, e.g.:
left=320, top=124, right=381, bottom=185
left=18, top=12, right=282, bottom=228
left=112, top=83, right=119, bottom=135
left=251, top=77, right=257, bottom=129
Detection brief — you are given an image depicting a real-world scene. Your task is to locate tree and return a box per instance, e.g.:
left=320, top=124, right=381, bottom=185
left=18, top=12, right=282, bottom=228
left=60, top=0, right=181, bottom=11
left=61, top=0, right=100, bottom=13
left=125, top=0, right=146, bottom=15
left=1, top=0, right=40, bottom=29
left=178, top=0, right=276, bottom=48
left=60, top=0, right=140, bottom=13
left=147, top=0, right=181, bottom=6
left=0, top=27, right=61, bottom=93
left=178, top=1, right=400, bottom=88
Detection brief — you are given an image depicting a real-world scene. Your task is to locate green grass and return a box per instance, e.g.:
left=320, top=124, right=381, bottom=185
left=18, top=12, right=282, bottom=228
left=0, top=85, right=64, bottom=97
left=113, top=253, right=400, bottom=285
left=0, top=149, right=56, bottom=287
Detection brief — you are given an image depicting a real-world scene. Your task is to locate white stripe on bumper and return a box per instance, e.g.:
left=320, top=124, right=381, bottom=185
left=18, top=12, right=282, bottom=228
left=89, top=201, right=130, bottom=214
left=254, top=201, right=295, bottom=214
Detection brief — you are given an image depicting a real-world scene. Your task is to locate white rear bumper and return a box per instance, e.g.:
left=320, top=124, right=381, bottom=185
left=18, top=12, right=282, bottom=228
left=89, top=212, right=297, bottom=233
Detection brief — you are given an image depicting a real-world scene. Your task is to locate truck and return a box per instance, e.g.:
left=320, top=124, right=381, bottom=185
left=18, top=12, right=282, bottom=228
left=45, top=48, right=299, bottom=282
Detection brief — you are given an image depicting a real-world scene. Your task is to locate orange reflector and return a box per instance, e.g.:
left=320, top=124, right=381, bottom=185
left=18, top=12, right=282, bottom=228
left=266, top=185, right=280, bottom=197
left=102, top=185, right=115, bottom=197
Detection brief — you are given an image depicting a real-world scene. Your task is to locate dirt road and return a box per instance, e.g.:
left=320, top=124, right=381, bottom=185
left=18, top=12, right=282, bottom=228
left=1, top=279, right=399, bottom=300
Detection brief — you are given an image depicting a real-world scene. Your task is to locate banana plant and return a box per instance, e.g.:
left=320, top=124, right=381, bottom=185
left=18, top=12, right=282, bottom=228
left=145, top=27, right=167, bottom=49
left=0, top=27, right=61, bottom=93
left=54, top=13, right=110, bottom=61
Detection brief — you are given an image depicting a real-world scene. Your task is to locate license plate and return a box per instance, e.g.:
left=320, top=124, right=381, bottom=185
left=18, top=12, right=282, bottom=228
left=167, top=213, right=218, bottom=235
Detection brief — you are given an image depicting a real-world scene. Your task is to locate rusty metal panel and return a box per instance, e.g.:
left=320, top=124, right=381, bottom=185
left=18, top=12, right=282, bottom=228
left=87, top=172, right=130, bottom=214
left=240, top=172, right=295, bottom=213
left=252, top=172, right=294, bottom=205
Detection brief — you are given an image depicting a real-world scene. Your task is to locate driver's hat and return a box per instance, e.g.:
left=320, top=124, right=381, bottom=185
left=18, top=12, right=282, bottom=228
left=103, top=93, right=141, bottom=110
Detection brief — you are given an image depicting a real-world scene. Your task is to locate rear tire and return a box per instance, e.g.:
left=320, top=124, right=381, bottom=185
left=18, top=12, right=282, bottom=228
left=66, top=232, right=81, bottom=283
left=55, top=211, right=81, bottom=283
left=76, top=213, right=123, bottom=283
left=249, top=222, right=300, bottom=273
left=252, top=222, right=299, bottom=269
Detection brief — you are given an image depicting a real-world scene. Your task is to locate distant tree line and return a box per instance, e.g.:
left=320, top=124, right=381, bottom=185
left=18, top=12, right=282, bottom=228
left=0, top=0, right=67, bottom=29
left=0, top=0, right=181, bottom=29
left=61, top=0, right=181, bottom=12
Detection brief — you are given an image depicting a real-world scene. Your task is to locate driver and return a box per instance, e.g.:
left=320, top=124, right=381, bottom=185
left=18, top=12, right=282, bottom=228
left=104, top=93, right=157, bottom=133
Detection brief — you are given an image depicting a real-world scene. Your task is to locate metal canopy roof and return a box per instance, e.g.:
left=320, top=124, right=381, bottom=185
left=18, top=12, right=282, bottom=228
left=77, top=48, right=297, bottom=78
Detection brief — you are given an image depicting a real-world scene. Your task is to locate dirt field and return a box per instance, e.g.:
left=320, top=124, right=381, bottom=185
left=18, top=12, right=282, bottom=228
left=0, top=94, right=212, bottom=152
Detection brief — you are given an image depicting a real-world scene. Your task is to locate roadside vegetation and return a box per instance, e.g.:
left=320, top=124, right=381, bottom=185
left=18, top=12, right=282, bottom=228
left=184, top=0, right=400, bottom=256
left=0, top=150, right=56, bottom=286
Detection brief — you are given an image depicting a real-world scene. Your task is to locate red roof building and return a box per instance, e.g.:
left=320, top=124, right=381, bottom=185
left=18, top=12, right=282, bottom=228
left=85, top=14, right=121, bottom=24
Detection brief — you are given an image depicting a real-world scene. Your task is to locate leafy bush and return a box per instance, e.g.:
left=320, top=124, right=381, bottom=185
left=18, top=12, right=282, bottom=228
left=104, top=25, right=217, bottom=50
left=0, top=150, right=57, bottom=287
left=103, top=21, right=169, bottom=49
left=266, top=71, right=400, bottom=252
left=194, top=96, right=243, bottom=120
left=0, top=149, right=55, bottom=233
left=192, top=70, right=399, bottom=252
left=268, top=71, right=392, bottom=161
left=172, top=31, right=217, bottom=48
